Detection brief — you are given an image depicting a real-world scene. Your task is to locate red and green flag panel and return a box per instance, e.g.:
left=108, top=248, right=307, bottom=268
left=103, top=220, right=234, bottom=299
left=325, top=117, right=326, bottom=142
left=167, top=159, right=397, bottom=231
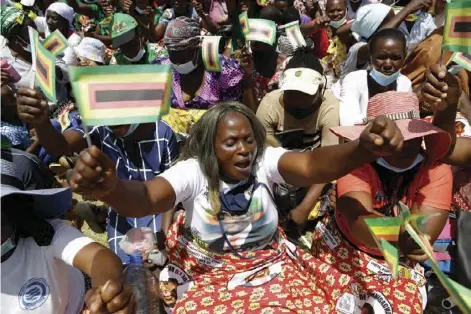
left=442, top=0, right=471, bottom=54
left=245, top=19, right=277, bottom=46
left=28, top=26, right=57, bottom=103
left=70, top=64, right=172, bottom=126
left=42, top=30, right=68, bottom=56
left=450, top=52, right=471, bottom=72
left=202, top=36, right=222, bottom=72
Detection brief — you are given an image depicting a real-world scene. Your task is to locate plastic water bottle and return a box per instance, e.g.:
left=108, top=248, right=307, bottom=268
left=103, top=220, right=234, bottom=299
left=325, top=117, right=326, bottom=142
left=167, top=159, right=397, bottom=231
left=123, top=253, right=159, bottom=314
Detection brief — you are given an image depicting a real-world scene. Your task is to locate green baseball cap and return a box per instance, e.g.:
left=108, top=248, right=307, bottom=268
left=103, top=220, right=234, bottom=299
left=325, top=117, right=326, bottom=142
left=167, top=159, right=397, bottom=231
left=111, top=13, right=138, bottom=47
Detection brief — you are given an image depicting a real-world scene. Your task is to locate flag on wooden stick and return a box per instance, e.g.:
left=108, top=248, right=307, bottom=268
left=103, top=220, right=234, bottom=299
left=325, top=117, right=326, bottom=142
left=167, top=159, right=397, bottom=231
left=28, top=26, right=57, bottom=102
left=202, top=36, right=222, bottom=72
left=442, top=0, right=471, bottom=53
left=245, top=19, right=277, bottom=46
left=42, top=30, right=68, bottom=56
left=70, top=65, right=172, bottom=126
left=283, top=21, right=306, bottom=49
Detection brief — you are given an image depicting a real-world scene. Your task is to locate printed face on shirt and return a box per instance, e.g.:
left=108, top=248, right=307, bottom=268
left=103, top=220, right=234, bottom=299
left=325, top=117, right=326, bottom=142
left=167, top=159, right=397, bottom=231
left=46, top=11, right=69, bottom=36
left=382, top=137, right=422, bottom=169
left=370, top=37, right=406, bottom=76
left=326, top=0, right=346, bottom=21
left=159, top=279, right=178, bottom=307
left=215, top=112, right=257, bottom=183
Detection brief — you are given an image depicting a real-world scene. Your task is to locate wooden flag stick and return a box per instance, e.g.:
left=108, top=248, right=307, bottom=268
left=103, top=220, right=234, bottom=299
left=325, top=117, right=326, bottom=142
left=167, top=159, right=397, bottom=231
left=83, top=125, right=93, bottom=148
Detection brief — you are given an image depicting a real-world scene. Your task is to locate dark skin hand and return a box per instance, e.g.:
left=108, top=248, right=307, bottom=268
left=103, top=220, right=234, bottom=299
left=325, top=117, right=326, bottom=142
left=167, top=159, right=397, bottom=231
left=424, top=64, right=471, bottom=167
left=381, top=0, right=433, bottom=30
left=68, top=111, right=404, bottom=218
left=238, top=47, right=258, bottom=111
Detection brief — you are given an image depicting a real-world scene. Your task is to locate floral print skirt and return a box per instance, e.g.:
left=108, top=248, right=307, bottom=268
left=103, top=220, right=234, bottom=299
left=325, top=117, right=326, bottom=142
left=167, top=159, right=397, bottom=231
left=160, top=212, right=357, bottom=313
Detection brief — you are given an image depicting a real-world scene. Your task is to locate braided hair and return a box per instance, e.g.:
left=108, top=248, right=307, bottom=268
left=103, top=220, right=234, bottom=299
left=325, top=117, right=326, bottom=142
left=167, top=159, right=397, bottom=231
left=285, top=46, right=325, bottom=74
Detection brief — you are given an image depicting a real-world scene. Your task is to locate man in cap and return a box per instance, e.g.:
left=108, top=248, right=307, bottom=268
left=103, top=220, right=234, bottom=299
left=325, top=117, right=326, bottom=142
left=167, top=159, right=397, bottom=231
left=109, top=13, right=166, bottom=65
left=0, top=148, right=136, bottom=314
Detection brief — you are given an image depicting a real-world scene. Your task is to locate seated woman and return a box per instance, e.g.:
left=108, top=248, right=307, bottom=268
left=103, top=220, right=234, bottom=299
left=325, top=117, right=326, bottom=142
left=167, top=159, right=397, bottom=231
left=154, top=17, right=250, bottom=134
left=0, top=149, right=134, bottom=314
left=0, top=7, right=69, bottom=103
left=69, top=101, right=405, bottom=312
left=339, top=28, right=412, bottom=126
left=312, top=91, right=453, bottom=312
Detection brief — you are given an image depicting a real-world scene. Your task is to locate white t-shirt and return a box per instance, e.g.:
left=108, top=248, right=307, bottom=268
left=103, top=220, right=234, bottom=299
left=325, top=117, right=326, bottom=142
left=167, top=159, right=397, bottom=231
left=159, top=147, right=287, bottom=252
left=339, top=69, right=412, bottom=126
left=399, top=12, right=436, bottom=55
left=339, top=41, right=368, bottom=80
left=1, top=219, right=95, bottom=314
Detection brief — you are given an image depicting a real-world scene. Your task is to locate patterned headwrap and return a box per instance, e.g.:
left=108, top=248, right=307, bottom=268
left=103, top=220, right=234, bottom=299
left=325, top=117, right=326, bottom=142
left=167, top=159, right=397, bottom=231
left=164, top=16, right=201, bottom=51
left=0, top=7, right=25, bottom=36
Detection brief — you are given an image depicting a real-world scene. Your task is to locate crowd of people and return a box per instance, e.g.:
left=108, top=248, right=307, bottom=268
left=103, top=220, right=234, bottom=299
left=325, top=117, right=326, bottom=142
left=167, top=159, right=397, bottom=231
left=1, top=0, right=470, bottom=312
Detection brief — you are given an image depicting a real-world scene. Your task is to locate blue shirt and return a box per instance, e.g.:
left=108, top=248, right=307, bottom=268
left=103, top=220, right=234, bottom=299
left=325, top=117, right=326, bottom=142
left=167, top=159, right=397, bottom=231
left=72, top=121, right=179, bottom=263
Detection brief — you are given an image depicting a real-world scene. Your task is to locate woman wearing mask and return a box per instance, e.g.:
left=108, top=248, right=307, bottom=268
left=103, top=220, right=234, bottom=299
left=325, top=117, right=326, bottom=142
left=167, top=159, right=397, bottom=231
left=16, top=86, right=179, bottom=265
left=0, top=7, right=69, bottom=103
left=154, top=17, right=253, bottom=133
left=312, top=91, right=454, bottom=312
left=68, top=101, right=404, bottom=313
left=339, top=28, right=412, bottom=126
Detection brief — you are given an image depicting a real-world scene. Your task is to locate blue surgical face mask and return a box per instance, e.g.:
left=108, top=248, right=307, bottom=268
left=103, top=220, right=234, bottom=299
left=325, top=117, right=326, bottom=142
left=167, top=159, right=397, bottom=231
left=172, top=60, right=198, bottom=74
left=376, top=154, right=424, bottom=173
left=329, top=13, right=347, bottom=29
left=369, top=68, right=401, bottom=86
left=1, top=235, right=16, bottom=257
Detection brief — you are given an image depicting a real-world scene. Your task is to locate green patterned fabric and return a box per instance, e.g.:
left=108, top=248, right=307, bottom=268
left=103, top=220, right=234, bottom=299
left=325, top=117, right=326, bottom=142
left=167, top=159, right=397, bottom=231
left=0, top=6, right=24, bottom=36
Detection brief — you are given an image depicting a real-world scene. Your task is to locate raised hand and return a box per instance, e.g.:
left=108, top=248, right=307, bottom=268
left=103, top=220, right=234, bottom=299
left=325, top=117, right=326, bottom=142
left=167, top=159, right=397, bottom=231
left=423, top=63, right=461, bottom=111
left=17, top=88, right=50, bottom=126
left=85, top=279, right=136, bottom=314
left=69, top=146, right=118, bottom=199
left=359, top=116, right=404, bottom=156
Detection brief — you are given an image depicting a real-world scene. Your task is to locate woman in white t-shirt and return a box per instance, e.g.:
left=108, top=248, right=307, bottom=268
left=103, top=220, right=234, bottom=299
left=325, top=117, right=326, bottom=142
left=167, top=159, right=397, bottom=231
left=68, top=102, right=404, bottom=313
left=339, top=28, right=412, bottom=126
left=0, top=150, right=135, bottom=314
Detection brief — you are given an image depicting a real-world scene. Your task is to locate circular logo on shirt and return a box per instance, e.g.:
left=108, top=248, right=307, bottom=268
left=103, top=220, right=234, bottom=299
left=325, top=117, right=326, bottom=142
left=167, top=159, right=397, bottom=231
left=18, top=278, right=50, bottom=310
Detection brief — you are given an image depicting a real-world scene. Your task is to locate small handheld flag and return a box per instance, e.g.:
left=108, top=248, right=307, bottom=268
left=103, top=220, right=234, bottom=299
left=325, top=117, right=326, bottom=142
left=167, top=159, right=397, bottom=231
left=201, top=36, right=222, bottom=72
left=239, top=11, right=250, bottom=36
left=28, top=26, right=57, bottom=103
left=283, top=21, right=306, bottom=49
left=449, top=52, right=471, bottom=72
left=70, top=64, right=172, bottom=126
left=442, top=0, right=471, bottom=54
left=42, top=30, right=68, bottom=56
left=245, top=19, right=277, bottom=46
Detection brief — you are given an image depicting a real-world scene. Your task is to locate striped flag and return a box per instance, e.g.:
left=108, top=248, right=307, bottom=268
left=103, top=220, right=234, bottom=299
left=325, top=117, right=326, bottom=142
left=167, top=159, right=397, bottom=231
left=364, top=216, right=402, bottom=243
left=239, top=11, right=250, bottom=36
left=450, top=52, right=471, bottom=72
left=245, top=19, right=277, bottom=46
left=404, top=213, right=471, bottom=313
left=380, top=239, right=399, bottom=278
left=42, top=30, right=68, bottom=56
left=28, top=26, right=57, bottom=103
left=70, top=64, right=172, bottom=126
left=442, top=0, right=471, bottom=53
left=202, top=36, right=222, bottom=72
left=283, top=21, right=306, bottom=49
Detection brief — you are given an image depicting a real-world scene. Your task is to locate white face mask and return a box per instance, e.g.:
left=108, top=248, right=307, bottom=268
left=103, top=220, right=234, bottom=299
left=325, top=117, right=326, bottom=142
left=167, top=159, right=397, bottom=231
left=376, top=154, right=424, bottom=173
left=123, top=47, right=146, bottom=62
left=369, top=68, right=401, bottom=86
left=172, top=60, right=198, bottom=74
left=329, top=13, right=347, bottom=28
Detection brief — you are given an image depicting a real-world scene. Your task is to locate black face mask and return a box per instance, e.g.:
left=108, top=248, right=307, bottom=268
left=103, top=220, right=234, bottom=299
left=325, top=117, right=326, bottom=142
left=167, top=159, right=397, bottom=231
left=285, top=105, right=316, bottom=120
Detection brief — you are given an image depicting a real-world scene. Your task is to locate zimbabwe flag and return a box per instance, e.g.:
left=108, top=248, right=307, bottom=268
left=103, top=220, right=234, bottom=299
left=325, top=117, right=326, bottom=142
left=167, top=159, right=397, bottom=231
left=70, top=65, right=172, bottom=126
left=28, top=27, right=57, bottom=103
left=380, top=239, right=399, bottom=278
left=364, top=216, right=402, bottom=243
left=239, top=11, right=249, bottom=36
left=42, top=30, right=68, bottom=56
left=284, top=21, right=306, bottom=49
left=202, top=36, right=222, bottom=72
left=443, top=0, right=471, bottom=53
left=245, top=19, right=276, bottom=46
